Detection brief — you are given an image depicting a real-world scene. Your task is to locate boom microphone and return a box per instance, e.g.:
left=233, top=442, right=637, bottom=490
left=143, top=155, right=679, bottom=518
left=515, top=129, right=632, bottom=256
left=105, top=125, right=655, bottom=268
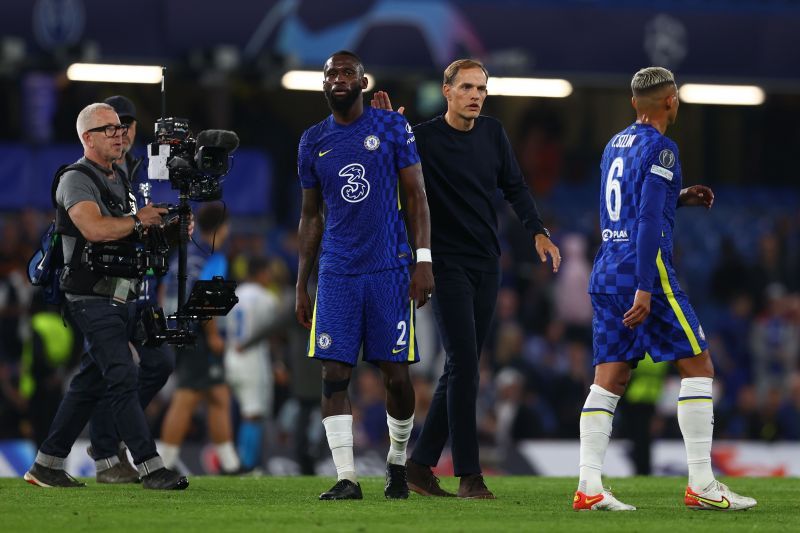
left=196, top=129, right=240, bottom=154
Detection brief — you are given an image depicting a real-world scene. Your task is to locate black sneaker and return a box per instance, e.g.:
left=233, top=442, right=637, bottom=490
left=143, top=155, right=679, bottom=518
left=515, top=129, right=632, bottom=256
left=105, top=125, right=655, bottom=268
left=88, top=446, right=140, bottom=484
left=384, top=463, right=409, bottom=499
left=24, top=463, right=85, bottom=488
left=319, top=479, right=363, bottom=500
left=141, top=468, right=189, bottom=490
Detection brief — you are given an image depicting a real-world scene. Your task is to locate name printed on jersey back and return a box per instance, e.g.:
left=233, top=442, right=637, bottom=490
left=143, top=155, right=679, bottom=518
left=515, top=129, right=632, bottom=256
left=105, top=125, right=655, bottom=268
left=590, top=123, right=683, bottom=295
left=611, top=134, right=637, bottom=148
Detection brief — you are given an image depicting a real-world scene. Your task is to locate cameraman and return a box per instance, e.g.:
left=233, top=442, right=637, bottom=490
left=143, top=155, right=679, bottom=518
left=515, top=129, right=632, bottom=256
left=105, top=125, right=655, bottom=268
left=81, top=95, right=177, bottom=483
left=24, top=103, right=187, bottom=490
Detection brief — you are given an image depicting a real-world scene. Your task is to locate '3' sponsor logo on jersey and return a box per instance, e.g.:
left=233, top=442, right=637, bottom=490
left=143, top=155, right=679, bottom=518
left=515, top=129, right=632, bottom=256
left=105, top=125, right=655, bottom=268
left=339, top=163, right=370, bottom=203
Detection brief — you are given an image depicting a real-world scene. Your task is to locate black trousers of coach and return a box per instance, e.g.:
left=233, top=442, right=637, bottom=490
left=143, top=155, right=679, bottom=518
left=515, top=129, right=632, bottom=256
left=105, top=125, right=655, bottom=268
left=39, top=299, right=159, bottom=464
left=411, top=260, right=500, bottom=476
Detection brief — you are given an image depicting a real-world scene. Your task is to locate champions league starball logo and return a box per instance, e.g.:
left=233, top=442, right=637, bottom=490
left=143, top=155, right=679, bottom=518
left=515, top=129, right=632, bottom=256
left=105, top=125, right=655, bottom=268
left=659, top=149, right=676, bottom=169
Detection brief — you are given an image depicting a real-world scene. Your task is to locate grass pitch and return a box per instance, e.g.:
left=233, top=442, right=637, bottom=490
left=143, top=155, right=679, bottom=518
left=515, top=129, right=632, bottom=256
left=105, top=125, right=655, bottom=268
left=1, top=476, right=795, bottom=532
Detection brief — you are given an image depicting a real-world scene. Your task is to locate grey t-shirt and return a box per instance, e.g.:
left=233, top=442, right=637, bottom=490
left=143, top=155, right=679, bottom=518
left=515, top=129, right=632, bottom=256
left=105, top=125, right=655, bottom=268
left=56, top=157, right=138, bottom=300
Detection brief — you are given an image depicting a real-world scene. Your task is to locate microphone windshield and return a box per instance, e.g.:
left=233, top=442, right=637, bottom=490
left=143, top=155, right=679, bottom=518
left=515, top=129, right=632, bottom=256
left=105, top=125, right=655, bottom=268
left=196, top=129, right=240, bottom=153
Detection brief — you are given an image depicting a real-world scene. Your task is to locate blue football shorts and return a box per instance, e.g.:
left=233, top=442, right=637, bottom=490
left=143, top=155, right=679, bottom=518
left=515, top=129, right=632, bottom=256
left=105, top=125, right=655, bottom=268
left=591, top=290, right=708, bottom=367
left=308, top=267, right=419, bottom=366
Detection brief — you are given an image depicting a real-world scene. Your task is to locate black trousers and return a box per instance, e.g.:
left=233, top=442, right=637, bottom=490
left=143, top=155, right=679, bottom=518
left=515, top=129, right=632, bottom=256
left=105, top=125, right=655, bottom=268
left=88, top=339, right=174, bottom=459
left=621, top=400, right=656, bottom=475
left=39, top=299, right=158, bottom=464
left=411, top=261, right=499, bottom=476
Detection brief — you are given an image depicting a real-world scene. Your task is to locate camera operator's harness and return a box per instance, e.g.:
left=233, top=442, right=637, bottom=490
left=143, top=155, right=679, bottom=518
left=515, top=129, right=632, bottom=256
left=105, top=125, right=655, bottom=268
left=54, top=164, right=167, bottom=300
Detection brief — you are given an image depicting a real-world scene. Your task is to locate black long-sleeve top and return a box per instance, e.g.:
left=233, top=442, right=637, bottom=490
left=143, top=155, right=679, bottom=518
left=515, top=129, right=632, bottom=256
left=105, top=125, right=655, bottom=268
left=414, top=114, right=546, bottom=272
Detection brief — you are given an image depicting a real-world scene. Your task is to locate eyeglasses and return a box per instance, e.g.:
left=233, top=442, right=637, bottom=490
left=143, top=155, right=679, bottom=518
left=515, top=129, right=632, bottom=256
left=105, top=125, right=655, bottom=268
left=85, top=124, right=130, bottom=137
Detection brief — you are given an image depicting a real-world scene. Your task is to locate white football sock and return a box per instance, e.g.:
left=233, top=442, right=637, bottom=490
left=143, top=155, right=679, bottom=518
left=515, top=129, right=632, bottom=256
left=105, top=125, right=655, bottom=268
left=323, top=415, right=356, bottom=482
left=215, top=441, right=241, bottom=473
left=678, top=377, right=715, bottom=491
left=158, top=443, right=180, bottom=469
left=578, top=384, right=620, bottom=495
left=386, top=413, right=414, bottom=466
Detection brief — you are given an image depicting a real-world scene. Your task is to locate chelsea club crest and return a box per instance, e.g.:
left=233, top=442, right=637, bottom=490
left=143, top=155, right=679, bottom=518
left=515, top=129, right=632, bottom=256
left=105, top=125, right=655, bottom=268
left=318, top=333, right=332, bottom=349
left=364, top=135, right=380, bottom=151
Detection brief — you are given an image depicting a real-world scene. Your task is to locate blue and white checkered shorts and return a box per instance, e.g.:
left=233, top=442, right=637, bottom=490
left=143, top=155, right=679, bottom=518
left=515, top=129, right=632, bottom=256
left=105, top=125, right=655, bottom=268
left=591, top=291, right=708, bottom=367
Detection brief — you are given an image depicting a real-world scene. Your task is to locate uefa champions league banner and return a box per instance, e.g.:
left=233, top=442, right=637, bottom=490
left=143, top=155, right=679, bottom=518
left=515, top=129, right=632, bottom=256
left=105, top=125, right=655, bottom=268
left=2, top=439, right=799, bottom=477
left=3, top=0, right=800, bottom=81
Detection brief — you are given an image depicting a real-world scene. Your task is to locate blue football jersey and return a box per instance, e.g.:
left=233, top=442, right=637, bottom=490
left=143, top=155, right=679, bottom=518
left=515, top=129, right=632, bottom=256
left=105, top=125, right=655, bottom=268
left=298, top=107, right=419, bottom=275
left=589, top=123, right=683, bottom=295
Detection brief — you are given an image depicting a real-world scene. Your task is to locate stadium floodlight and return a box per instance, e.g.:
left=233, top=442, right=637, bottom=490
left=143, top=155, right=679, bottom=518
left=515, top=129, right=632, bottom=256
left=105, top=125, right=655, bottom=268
left=281, top=70, right=375, bottom=91
left=679, top=84, right=765, bottom=105
left=66, top=63, right=163, bottom=84
left=488, top=77, right=573, bottom=98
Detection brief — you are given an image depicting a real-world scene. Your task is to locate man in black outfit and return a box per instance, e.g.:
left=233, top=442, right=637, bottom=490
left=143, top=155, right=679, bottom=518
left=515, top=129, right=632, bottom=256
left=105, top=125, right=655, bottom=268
left=372, top=58, right=560, bottom=498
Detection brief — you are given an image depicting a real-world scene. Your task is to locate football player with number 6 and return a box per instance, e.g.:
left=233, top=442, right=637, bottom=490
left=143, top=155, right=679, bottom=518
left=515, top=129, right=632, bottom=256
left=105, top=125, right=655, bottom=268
left=574, top=66, right=756, bottom=512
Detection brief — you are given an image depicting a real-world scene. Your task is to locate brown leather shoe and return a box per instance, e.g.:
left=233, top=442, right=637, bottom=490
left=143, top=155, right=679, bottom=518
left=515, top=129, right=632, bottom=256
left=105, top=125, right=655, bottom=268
left=406, top=459, right=456, bottom=497
left=457, top=473, right=495, bottom=499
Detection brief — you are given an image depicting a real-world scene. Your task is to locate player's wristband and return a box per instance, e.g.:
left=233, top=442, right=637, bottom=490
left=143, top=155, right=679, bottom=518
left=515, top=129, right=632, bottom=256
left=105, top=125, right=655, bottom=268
left=416, top=248, right=432, bottom=263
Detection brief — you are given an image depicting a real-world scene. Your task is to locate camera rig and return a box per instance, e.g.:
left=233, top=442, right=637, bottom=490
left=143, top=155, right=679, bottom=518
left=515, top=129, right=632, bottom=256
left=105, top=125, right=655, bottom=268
left=143, top=68, right=239, bottom=346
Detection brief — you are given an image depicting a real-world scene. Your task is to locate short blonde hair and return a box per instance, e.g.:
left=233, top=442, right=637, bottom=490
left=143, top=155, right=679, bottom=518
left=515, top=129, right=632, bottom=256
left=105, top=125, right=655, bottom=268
left=631, top=67, right=675, bottom=96
left=76, top=103, right=116, bottom=142
left=443, top=59, right=488, bottom=86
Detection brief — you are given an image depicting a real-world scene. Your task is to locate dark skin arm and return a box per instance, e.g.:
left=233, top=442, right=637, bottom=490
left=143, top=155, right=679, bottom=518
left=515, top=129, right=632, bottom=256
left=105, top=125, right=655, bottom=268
left=678, top=184, right=714, bottom=209
left=399, top=163, right=434, bottom=308
left=295, top=187, right=324, bottom=329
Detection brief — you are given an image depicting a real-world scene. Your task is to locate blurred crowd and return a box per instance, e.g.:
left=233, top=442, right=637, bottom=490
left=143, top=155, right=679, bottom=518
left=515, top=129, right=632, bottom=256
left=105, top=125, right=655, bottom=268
left=1, top=176, right=797, bottom=474
left=1, top=97, right=798, bottom=473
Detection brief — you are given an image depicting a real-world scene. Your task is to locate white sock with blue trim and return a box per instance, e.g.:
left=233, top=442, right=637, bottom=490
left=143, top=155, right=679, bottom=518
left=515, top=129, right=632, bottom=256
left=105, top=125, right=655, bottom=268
left=678, top=377, right=715, bottom=491
left=578, top=384, right=620, bottom=495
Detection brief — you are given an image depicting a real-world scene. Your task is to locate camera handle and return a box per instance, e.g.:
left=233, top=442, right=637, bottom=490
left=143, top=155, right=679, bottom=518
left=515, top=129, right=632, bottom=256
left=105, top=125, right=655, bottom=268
left=175, top=189, right=192, bottom=333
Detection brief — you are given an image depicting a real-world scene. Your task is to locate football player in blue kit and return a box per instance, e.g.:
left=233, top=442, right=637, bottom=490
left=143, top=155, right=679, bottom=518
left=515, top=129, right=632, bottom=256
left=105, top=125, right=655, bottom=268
left=573, top=67, right=757, bottom=512
left=295, top=50, right=434, bottom=500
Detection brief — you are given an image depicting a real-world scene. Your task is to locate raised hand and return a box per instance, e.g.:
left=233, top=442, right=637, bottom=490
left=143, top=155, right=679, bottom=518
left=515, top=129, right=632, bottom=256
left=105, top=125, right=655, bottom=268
left=370, top=90, right=405, bottom=115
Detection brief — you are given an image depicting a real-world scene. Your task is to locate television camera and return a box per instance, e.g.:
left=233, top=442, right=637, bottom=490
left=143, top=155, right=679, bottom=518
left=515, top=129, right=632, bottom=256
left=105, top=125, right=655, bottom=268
left=141, top=70, right=239, bottom=346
